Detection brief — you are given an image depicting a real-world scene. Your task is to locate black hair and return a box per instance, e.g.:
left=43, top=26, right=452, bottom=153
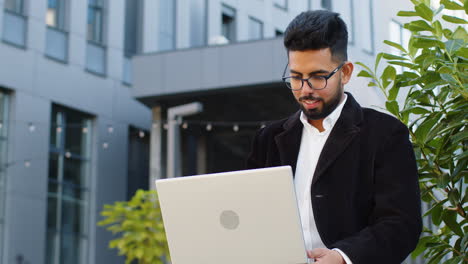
left=284, top=10, right=348, bottom=62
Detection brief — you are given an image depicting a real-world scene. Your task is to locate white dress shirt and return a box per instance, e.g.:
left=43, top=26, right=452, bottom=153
left=294, top=94, right=353, bottom=264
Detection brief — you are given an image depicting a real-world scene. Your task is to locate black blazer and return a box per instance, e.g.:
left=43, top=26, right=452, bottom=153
left=247, top=93, right=422, bottom=264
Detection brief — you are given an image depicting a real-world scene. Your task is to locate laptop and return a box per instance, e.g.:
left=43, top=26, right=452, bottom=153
left=155, top=166, right=308, bottom=264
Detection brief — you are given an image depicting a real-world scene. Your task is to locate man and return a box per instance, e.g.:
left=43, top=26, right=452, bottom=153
left=247, top=10, right=422, bottom=264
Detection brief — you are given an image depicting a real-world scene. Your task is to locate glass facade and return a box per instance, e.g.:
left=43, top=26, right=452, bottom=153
left=45, top=106, right=92, bottom=264
left=46, top=0, right=66, bottom=29
left=45, top=0, right=68, bottom=62
left=87, top=0, right=103, bottom=43
left=86, top=0, right=106, bottom=74
left=190, top=0, right=206, bottom=47
left=158, top=0, right=176, bottom=51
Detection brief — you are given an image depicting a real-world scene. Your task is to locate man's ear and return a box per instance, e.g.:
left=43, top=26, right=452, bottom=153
left=341, top=62, right=354, bottom=85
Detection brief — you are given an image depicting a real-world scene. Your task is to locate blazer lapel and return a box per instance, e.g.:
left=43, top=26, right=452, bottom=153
left=312, top=93, right=363, bottom=186
left=274, top=111, right=303, bottom=176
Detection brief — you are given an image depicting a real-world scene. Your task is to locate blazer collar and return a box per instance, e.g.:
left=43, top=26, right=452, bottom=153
left=274, top=110, right=303, bottom=174
left=312, top=92, right=363, bottom=185
left=274, top=92, right=363, bottom=180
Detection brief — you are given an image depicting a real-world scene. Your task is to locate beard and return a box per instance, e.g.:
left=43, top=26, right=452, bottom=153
left=298, top=82, right=344, bottom=120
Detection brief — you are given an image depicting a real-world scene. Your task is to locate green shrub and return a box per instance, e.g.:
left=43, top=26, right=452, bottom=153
left=357, top=0, right=467, bottom=263
left=98, top=190, right=170, bottom=264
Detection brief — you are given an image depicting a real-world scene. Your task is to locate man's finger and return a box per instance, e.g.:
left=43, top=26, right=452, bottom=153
left=308, top=248, right=328, bottom=258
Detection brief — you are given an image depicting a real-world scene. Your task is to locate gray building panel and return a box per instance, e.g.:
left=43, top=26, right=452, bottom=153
left=200, top=46, right=221, bottom=89
left=133, top=38, right=289, bottom=100
left=166, top=49, right=203, bottom=94
left=5, top=194, right=47, bottom=264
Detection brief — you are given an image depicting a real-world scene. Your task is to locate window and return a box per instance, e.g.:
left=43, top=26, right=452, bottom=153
left=2, top=0, right=27, bottom=47
left=158, top=0, right=176, bottom=51
left=190, top=0, right=207, bottom=47
left=86, top=0, right=106, bottom=75
left=45, top=105, right=92, bottom=264
left=45, top=0, right=68, bottom=62
left=248, top=17, right=263, bottom=41
left=273, top=0, right=287, bottom=10
left=87, top=0, right=103, bottom=43
left=0, top=91, right=9, bottom=262
left=321, top=0, right=332, bottom=10
left=46, top=0, right=66, bottom=29
left=123, top=0, right=142, bottom=84
left=361, top=0, right=374, bottom=54
left=221, top=4, right=236, bottom=42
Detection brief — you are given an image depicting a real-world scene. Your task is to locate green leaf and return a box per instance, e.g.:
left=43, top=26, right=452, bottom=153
left=415, top=114, right=440, bottom=143
left=445, top=39, right=465, bottom=55
left=382, top=65, right=397, bottom=88
left=440, top=73, right=458, bottom=84
left=445, top=256, right=464, bottom=264
left=451, top=130, right=468, bottom=144
left=375, top=52, right=384, bottom=70
left=442, top=14, right=468, bottom=24
left=438, top=66, right=453, bottom=74
left=357, top=70, right=373, bottom=78
left=437, top=172, right=451, bottom=188
left=382, top=53, right=408, bottom=61
left=442, top=210, right=464, bottom=236
left=398, top=10, right=419, bottom=17
left=432, top=20, right=444, bottom=39
left=405, top=20, right=434, bottom=32
left=441, top=0, right=465, bottom=10
left=403, top=106, right=431, bottom=115
left=388, top=60, right=417, bottom=69
left=448, top=188, right=461, bottom=207
left=413, top=36, right=444, bottom=48
left=411, top=236, right=436, bottom=258
left=452, top=26, right=468, bottom=40
left=383, top=40, right=407, bottom=54
left=415, top=3, right=434, bottom=21
left=386, top=100, right=400, bottom=116
left=388, top=85, right=401, bottom=101
left=465, top=0, right=468, bottom=14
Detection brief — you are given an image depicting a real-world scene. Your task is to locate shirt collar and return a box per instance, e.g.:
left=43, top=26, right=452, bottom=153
left=300, top=94, right=348, bottom=134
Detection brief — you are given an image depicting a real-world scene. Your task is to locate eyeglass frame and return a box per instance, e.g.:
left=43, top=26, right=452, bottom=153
left=281, top=61, right=346, bottom=91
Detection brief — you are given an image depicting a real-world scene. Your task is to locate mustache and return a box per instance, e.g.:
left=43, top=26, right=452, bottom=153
left=299, top=95, right=323, bottom=102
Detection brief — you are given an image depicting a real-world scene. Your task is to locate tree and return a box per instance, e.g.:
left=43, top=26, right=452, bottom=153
left=97, top=190, right=170, bottom=264
left=357, top=0, right=467, bottom=263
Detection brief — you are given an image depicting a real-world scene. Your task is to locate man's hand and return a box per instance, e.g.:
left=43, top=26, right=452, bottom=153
left=307, top=248, right=345, bottom=264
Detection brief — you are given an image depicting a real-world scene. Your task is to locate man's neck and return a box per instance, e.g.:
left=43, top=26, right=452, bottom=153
left=309, top=119, right=325, bottom=132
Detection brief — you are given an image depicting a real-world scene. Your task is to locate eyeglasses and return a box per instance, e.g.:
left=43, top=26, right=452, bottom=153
left=282, top=62, right=345, bottom=91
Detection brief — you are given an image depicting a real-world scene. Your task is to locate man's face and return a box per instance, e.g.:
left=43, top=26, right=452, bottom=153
left=288, top=48, right=352, bottom=121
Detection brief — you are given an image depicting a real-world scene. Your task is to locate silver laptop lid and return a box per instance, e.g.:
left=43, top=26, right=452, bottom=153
left=156, top=166, right=308, bottom=264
